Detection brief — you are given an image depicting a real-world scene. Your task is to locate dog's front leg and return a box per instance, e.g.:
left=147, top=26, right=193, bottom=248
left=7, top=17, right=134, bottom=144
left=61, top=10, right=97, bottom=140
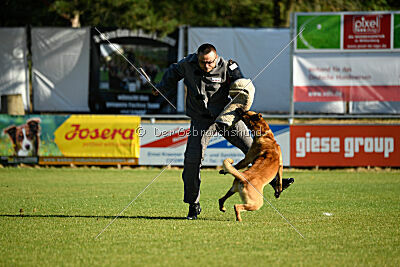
left=233, top=158, right=252, bottom=170
left=234, top=146, right=259, bottom=170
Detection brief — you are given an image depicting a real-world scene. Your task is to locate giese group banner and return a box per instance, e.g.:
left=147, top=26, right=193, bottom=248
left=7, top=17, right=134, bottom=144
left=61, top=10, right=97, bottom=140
left=290, top=125, right=400, bottom=167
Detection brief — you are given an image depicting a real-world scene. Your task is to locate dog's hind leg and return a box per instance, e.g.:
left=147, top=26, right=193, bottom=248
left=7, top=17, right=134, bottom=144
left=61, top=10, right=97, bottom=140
left=219, top=180, right=240, bottom=212
left=234, top=203, right=260, bottom=222
left=219, top=189, right=235, bottom=212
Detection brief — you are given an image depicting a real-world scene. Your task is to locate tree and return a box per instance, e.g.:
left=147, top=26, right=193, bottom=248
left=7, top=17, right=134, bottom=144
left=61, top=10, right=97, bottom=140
left=2, top=0, right=399, bottom=34
left=50, top=0, right=89, bottom=28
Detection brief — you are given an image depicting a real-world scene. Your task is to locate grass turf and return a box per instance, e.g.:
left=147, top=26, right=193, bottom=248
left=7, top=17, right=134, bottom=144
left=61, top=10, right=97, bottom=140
left=0, top=167, right=399, bottom=266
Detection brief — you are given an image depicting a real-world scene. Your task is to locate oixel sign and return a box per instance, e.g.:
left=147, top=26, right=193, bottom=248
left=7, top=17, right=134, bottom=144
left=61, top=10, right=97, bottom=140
left=344, top=14, right=391, bottom=50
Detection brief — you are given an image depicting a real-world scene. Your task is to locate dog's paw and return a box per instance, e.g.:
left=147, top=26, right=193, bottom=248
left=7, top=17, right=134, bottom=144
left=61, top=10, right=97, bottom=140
left=274, top=191, right=281, bottom=199
left=219, top=169, right=227, bottom=175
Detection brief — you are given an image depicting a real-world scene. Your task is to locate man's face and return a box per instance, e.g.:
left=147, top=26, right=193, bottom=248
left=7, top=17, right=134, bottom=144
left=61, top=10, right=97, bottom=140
left=198, top=51, right=218, bottom=73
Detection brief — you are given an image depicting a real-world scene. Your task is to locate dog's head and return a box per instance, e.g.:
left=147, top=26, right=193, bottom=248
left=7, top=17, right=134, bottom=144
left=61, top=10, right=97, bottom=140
left=3, top=118, right=41, bottom=156
left=238, top=109, right=270, bottom=134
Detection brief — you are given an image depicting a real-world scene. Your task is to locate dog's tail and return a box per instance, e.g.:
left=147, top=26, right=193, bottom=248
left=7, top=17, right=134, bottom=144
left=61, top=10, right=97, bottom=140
left=223, top=158, right=248, bottom=183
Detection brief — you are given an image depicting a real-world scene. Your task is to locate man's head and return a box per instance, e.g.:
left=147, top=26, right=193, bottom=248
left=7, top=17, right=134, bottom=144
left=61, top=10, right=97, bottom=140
left=197, top=43, right=218, bottom=73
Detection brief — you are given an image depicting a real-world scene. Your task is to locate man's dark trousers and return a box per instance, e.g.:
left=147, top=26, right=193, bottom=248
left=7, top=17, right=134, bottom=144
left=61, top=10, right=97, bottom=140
left=182, top=119, right=253, bottom=204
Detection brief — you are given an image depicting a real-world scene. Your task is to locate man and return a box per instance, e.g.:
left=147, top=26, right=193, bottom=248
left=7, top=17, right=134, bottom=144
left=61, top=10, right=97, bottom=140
left=154, top=43, right=293, bottom=219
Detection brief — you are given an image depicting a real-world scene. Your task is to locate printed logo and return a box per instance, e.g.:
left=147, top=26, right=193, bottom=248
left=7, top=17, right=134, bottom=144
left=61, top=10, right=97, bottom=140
left=54, top=115, right=141, bottom=157
left=295, top=132, right=394, bottom=158
left=352, top=15, right=381, bottom=34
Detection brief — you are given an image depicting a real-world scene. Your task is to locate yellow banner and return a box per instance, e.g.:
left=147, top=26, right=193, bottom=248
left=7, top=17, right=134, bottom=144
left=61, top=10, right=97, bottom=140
left=54, top=115, right=141, bottom=157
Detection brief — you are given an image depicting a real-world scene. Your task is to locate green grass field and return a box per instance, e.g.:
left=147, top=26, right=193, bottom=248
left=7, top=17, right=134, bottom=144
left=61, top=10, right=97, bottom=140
left=1, top=167, right=399, bottom=266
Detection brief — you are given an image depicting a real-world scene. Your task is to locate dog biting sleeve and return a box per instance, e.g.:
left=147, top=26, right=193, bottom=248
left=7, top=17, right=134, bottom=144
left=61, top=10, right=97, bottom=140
left=215, top=78, right=255, bottom=127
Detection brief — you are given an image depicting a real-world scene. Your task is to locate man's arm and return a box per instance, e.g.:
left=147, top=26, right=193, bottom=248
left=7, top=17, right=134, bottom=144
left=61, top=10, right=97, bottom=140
left=153, top=61, right=185, bottom=96
left=227, top=59, right=245, bottom=83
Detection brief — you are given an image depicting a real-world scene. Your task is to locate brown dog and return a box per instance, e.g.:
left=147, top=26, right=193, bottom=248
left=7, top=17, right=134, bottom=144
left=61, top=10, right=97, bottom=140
left=219, top=110, right=283, bottom=222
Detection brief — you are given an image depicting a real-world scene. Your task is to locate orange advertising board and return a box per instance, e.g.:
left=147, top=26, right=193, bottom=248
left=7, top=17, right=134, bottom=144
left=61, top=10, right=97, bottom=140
left=54, top=115, right=141, bottom=157
left=290, top=125, right=400, bottom=167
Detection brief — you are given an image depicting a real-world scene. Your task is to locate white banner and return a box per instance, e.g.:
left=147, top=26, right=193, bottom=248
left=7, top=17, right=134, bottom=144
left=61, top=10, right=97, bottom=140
left=31, top=27, right=90, bottom=112
left=139, top=123, right=290, bottom=166
left=293, top=53, right=400, bottom=87
left=0, top=28, right=29, bottom=110
left=293, top=53, right=400, bottom=113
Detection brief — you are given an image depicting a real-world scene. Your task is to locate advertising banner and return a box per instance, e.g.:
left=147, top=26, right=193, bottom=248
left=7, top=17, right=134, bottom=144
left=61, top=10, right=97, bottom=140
left=290, top=125, right=400, bottom=167
left=293, top=53, right=400, bottom=102
left=295, top=12, right=398, bottom=52
left=293, top=11, right=400, bottom=113
left=395, top=14, right=400, bottom=49
left=343, top=14, right=391, bottom=50
left=0, top=115, right=140, bottom=165
left=54, top=115, right=141, bottom=157
left=139, top=123, right=290, bottom=166
left=296, top=14, right=341, bottom=50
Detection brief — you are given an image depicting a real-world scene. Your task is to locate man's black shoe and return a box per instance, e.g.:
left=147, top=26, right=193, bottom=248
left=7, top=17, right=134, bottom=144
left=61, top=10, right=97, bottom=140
left=269, top=177, right=295, bottom=191
left=187, top=203, right=201, bottom=220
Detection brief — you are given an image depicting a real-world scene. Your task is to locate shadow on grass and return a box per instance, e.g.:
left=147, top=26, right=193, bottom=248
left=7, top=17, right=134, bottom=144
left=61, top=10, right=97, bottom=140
left=0, top=214, right=185, bottom=220
left=0, top=214, right=232, bottom=222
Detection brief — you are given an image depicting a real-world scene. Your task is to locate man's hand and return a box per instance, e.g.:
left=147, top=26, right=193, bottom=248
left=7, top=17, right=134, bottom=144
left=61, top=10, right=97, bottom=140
left=152, top=88, right=159, bottom=96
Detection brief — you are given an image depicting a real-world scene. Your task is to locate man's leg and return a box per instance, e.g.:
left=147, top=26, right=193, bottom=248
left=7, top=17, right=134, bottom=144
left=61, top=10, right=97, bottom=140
left=182, top=119, right=216, bottom=219
left=217, top=120, right=252, bottom=154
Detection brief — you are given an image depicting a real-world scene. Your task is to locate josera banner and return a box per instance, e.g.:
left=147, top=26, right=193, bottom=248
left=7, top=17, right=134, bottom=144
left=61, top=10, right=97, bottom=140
left=0, top=115, right=140, bottom=165
left=290, top=125, right=400, bottom=167
left=54, top=115, right=140, bottom=157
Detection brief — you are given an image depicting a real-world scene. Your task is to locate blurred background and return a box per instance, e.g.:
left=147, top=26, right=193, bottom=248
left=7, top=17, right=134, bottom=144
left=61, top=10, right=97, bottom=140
left=1, top=1, right=399, bottom=167
left=0, top=0, right=399, bottom=116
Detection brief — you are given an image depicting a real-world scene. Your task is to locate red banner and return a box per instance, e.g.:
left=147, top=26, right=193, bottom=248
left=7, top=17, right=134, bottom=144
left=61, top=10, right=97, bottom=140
left=343, top=14, right=391, bottom=50
left=290, top=125, right=400, bottom=167
left=294, top=85, right=400, bottom=102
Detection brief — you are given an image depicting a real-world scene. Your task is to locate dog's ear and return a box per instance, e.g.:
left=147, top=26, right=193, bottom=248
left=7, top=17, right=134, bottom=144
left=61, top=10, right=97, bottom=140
left=27, top=119, right=41, bottom=134
left=258, top=113, right=262, bottom=119
left=4, top=126, right=17, bottom=143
